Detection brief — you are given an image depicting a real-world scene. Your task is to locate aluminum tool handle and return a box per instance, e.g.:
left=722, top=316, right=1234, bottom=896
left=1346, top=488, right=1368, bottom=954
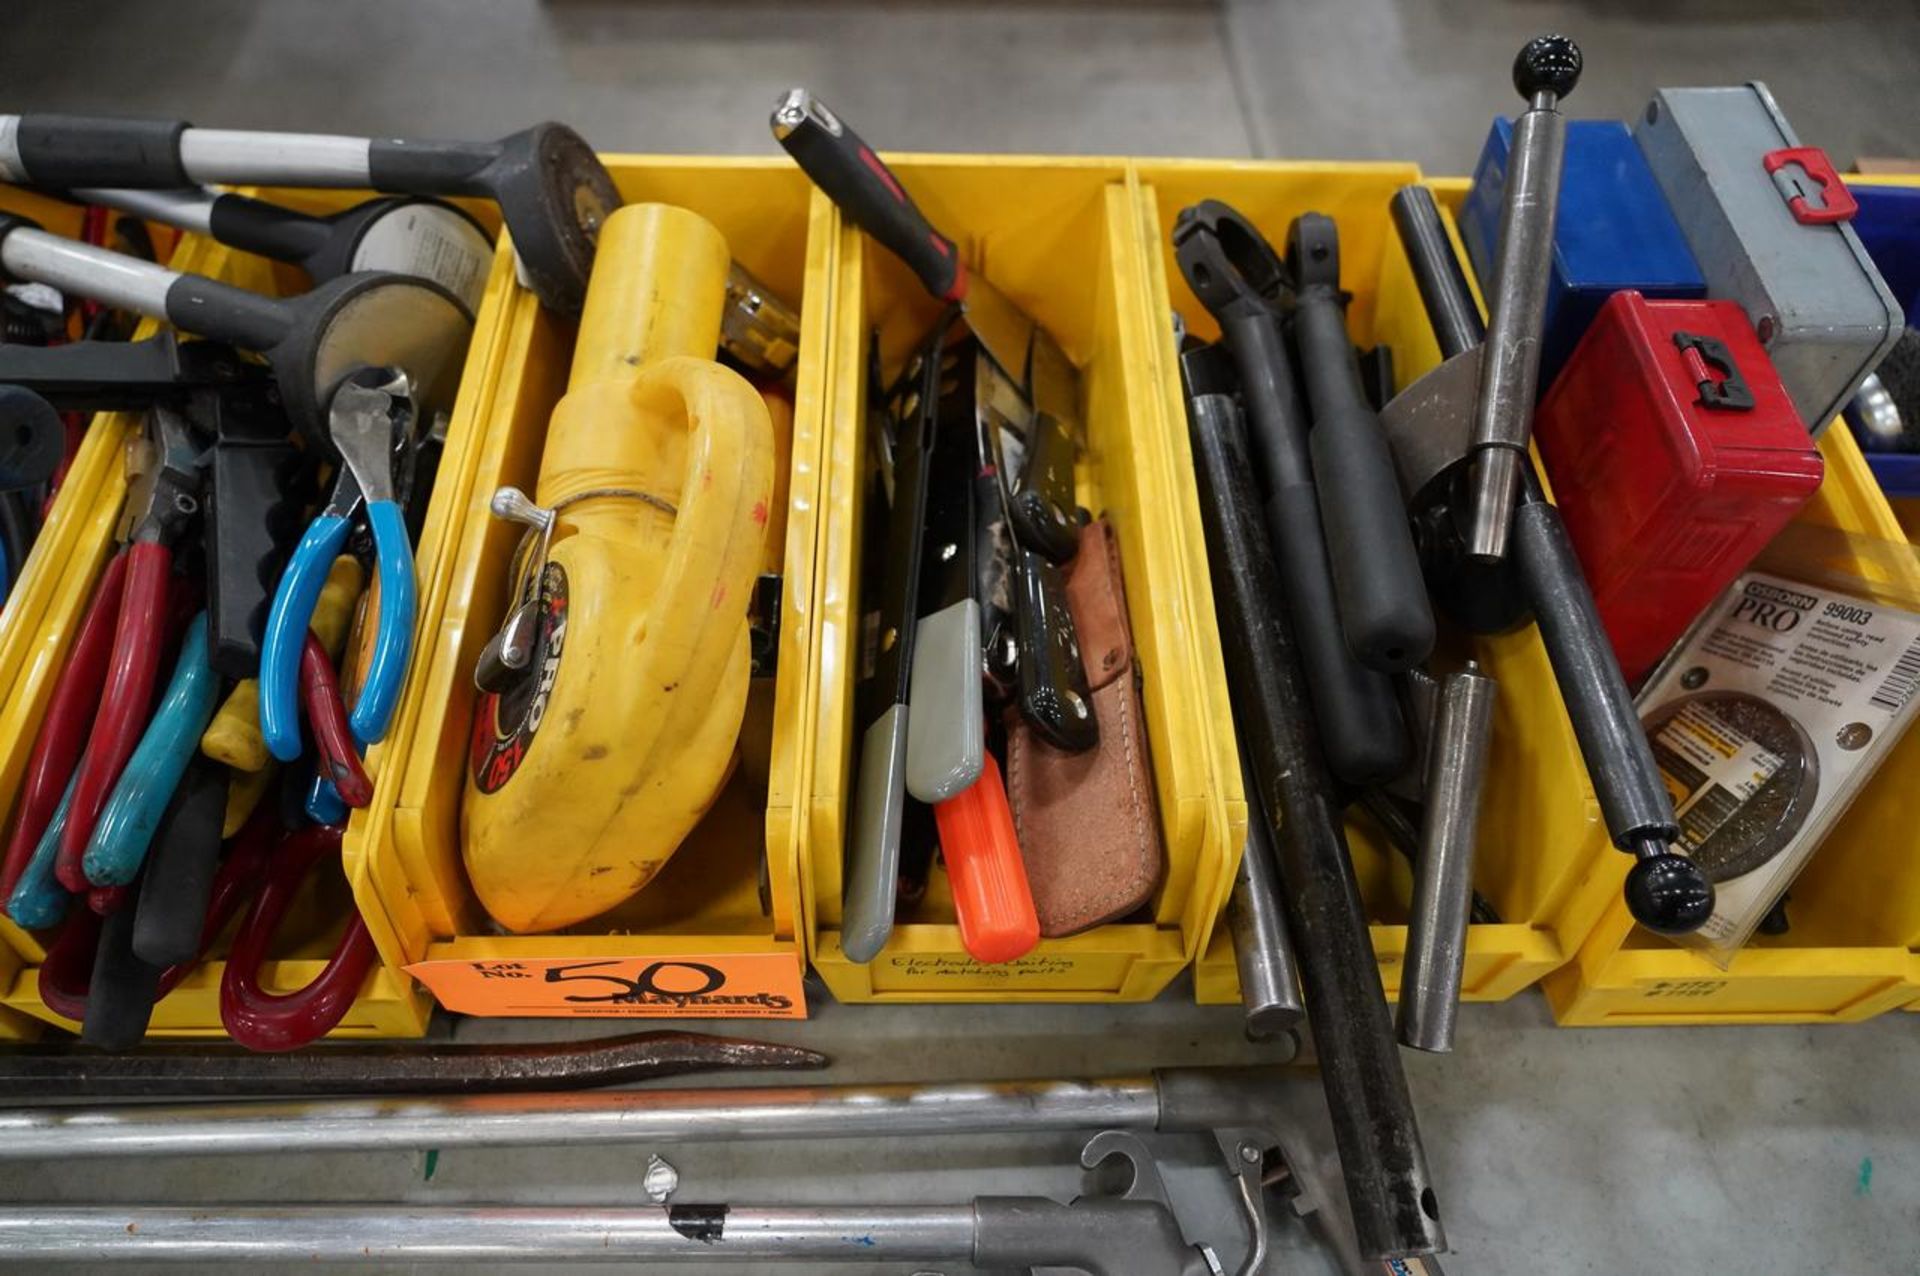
left=933, top=749, right=1040, bottom=965
left=0, top=114, right=512, bottom=189
left=1462, top=35, right=1581, bottom=563
left=1188, top=391, right=1443, bottom=1262
left=771, top=89, right=965, bottom=302
left=1397, top=663, right=1496, bottom=1053
left=0, top=220, right=289, bottom=351
left=1290, top=213, right=1435, bottom=672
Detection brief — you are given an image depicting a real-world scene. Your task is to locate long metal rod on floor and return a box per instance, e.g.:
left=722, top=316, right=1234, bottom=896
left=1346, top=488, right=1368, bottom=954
left=0, top=1205, right=982, bottom=1265
left=0, top=1067, right=1278, bottom=1161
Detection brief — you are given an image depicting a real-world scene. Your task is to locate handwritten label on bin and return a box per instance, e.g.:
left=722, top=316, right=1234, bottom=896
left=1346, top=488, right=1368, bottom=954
left=406, top=955, right=808, bottom=1019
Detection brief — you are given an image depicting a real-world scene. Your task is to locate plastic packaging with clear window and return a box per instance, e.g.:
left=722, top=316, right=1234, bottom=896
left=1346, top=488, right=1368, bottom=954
left=1637, top=521, right=1920, bottom=962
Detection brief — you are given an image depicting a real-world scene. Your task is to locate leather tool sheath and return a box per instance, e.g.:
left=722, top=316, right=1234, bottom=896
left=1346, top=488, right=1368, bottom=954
left=1004, top=519, right=1165, bottom=936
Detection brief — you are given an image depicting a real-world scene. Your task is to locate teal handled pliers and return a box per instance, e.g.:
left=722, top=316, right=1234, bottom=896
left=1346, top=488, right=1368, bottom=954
left=80, top=612, right=221, bottom=889
left=259, top=368, right=419, bottom=763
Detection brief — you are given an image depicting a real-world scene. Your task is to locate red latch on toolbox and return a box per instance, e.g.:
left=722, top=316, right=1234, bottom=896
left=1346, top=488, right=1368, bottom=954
left=1762, top=146, right=1857, bottom=225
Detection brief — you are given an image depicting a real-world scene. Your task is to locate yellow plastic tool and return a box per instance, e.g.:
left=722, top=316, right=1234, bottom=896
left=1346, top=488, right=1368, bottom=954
left=222, top=764, right=275, bottom=839
left=462, top=203, right=775, bottom=932
left=201, top=557, right=366, bottom=771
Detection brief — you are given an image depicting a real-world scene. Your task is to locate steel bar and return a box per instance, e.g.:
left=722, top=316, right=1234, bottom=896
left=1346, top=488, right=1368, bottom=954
left=1397, top=663, right=1497, bottom=1052
left=1228, top=750, right=1305, bottom=1045
left=0, top=1205, right=979, bottom=1265
left=0, top=1068, right=1278, bottom=1161
left=0, top=1031, right=829, bottom=1098
left=1186, top=386, right=1443, bottom=1260
left=1462, top=36, right=1581, bottom=562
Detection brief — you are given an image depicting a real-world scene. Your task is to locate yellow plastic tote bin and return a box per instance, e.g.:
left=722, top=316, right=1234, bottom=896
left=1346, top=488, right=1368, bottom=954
left=343, top=159, right=831, bottom=1020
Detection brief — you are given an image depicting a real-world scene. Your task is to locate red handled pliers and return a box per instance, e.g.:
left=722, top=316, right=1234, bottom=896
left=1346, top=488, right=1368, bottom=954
left=53, top=406, right=204, bottom=898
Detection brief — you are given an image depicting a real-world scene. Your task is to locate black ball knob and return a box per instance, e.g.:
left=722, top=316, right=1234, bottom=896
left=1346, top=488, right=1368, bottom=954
left=1625, top=853, right=1715, bottom=935
left=1513, top=34, right=1582, bottom=102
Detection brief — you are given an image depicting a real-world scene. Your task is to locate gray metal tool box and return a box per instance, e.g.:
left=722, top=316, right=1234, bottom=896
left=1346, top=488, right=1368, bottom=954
left=1636, top=83, right=1903, bottom=432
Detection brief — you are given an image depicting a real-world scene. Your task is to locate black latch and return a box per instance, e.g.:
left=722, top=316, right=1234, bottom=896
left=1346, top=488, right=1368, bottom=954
left=1673, top=331, right=1755, bottom=412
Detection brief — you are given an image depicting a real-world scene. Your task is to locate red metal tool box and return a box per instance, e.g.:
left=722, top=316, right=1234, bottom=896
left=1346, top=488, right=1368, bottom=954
left=1534, top=289, right=1825, bottom=684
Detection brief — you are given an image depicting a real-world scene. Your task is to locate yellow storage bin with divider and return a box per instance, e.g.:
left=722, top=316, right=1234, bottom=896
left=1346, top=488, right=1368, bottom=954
left=1143, top=166, right=1569, bottom=1009
left=0, top=185, right=487, bottom=1036
left=1542, top=426, right=1920, bottom=1024
left=804, top=157, right=1242, bottom=1001
left=342, top=159, right=832, bottom=1020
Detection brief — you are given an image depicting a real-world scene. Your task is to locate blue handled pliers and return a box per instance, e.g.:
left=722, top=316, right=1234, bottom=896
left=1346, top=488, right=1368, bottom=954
left=260, top=368, right=419, bottom=762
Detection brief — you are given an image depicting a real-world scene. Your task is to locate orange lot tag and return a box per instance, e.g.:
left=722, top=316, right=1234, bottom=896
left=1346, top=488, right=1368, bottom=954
left=406, top=954, right=809, bottom=1019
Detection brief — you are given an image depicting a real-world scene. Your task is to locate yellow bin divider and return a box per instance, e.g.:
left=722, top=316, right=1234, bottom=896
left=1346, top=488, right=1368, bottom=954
left=342, top=159, right=832, bottom=1017
left=0, top=185, right=178, bottom=973
left=804, top=157, right=1241, bottom=1001
left=1139, top=165, right=1570, bottom=1009
left=0, top=186, right=494, bottom=1036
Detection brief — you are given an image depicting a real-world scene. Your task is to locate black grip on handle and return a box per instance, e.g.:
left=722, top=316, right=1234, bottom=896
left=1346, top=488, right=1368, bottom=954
left=82, top=897, right=165, bottom=1050
left=772, top=92, right=962, bottom=302
left=15, top=114, right=190, bottom=187
left=1289, top=212, right=1435, bottom=673
left=1267, top=490, right=1411, bottom=786
left=205, top=391, right=311, bottom=679
left=131, top=758, right=231, bottom=967
left=367, top=136, right=499, bottom=193
left=1219, top=310, right=1316, bottom=496
left=1294, top=308, right=1435, bottom=671
left=207, top=193, right=334, bottom=272
left=162, top=273, right=294, bottom=354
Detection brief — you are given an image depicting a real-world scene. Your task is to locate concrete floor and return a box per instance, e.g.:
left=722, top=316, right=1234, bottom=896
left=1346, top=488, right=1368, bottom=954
left=3, top=1, right=1920, bottom=1272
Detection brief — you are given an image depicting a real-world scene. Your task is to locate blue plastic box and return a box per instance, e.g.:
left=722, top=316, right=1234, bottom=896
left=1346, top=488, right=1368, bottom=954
left=1460, top=117, right=1705, bottom=390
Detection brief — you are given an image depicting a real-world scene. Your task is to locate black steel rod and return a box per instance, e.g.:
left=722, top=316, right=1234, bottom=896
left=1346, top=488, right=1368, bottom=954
left=0, top=1032, right=830, bottom=1098
left=1186, top=388, right=1443, bottom=1261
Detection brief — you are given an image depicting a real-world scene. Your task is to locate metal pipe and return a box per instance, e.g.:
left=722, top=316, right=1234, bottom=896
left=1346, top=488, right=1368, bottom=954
left=1185, top=386, right=1443, bottom=1261
left=0, top=1070, right=1281, bottom=1162
left=1229, top=750, right=1305, bottom=1045
left=0, top=226, right=178, bottom=318
left=0, top=1205, right=979, bottom=1265
left=181, top=129, right=375, bottom=185
left=1462, top=36, right=1581, bottom=563
left=1397, top=663, right=1497, bottom=1052
left=71, top=186, right=218, bottom=235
